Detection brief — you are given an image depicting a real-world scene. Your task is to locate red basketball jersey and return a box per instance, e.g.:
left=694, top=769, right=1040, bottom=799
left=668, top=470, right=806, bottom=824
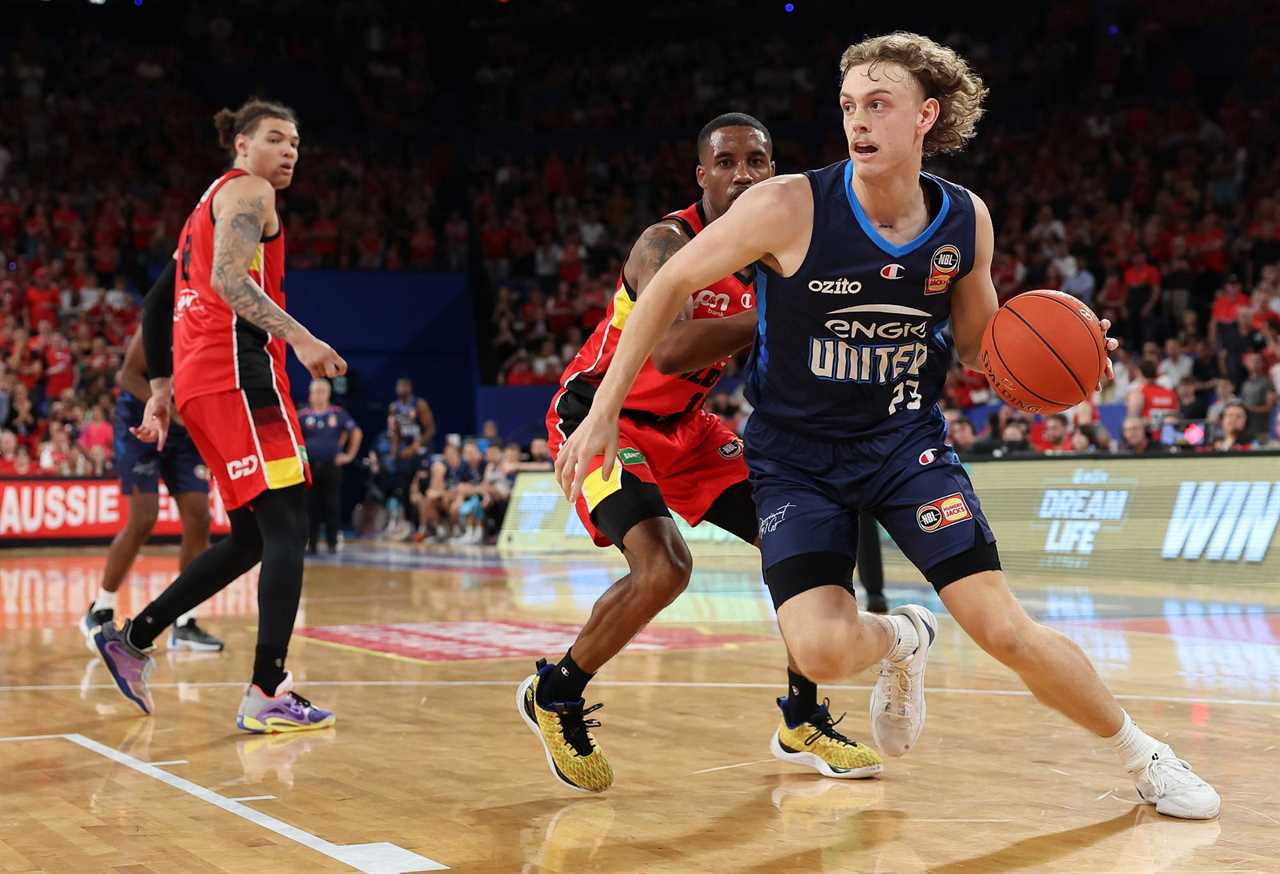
left=555, top=201, right=756, bottom=420
left=172, top=169, right=290, bottom=406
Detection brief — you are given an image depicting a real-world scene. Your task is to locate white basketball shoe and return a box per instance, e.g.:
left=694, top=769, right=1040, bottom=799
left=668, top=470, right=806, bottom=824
left=869, top=604, right=937, bottom=757
left=1131, top=744, right=1221, bottom=819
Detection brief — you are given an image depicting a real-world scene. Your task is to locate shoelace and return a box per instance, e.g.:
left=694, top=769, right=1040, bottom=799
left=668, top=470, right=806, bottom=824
left=558, top=702, right=604, bottom=757
left=1144, top=753, right=1205, bottom=796
left=804, top=699, right=857, bottom=747
left=880, top=662, right=914, bottom=718
left=288, top=691, right=315, bottom=711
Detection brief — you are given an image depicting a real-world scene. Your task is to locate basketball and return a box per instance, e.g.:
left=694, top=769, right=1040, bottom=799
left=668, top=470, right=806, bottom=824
left=979, top=290, right=1108, bottom=414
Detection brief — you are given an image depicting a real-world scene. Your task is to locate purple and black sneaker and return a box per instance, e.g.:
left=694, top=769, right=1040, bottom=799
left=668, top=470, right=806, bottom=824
left=93, top=619, right=156, bottom=715
left=236, top=672, right=335, bottom=733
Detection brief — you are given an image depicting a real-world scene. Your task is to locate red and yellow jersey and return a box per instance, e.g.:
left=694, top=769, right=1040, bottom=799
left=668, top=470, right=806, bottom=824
left=552, top=201, right=756, bottom=425
left=172, top=169, right=290, bottom=406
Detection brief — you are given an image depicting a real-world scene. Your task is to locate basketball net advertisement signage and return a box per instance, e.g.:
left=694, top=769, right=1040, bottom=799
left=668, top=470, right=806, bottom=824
left=0, top=477, right=231, bottom=541
left=503, top=457, right=1280, bottom=585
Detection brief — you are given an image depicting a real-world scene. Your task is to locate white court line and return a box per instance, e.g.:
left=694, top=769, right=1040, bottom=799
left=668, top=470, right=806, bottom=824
left=691, top=759, right=774, bottom=775
left=0, top=733, right=447, bottom=873
left=149, top=759, right=188, bottom=766
left=4, top=678, right=1277, bottom=708
left=230, top=795, right=277, bottom=802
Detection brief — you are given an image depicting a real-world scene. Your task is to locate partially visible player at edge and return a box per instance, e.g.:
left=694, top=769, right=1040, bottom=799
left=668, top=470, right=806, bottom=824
left=93, top=97, right=347, bottom=734
left=518, top=113, right=884, bottom=795
left=79, top=324, right=224, bottom=653
left=555, top=34, right=1219, bottom=818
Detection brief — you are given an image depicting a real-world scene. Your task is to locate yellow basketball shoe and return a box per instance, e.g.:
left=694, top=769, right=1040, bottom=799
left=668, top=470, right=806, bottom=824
left=769, top=697, right=883, bottom=779
left=517, top=659, right=614, bottom=793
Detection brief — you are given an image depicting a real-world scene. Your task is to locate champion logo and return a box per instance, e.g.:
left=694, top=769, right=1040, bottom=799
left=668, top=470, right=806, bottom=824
left=880, top=264, right=906, bottom=280
left=918, top=449, right=936, bottom=465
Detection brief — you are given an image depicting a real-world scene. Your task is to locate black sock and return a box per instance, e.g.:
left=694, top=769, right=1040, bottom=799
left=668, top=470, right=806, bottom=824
left=252, top=645, right=288, bottom=693
left=537, top=649, right=594, bottom=705
left=785, top=668, right=819, bottom=726
left=130, top=508, right=263, bottom=648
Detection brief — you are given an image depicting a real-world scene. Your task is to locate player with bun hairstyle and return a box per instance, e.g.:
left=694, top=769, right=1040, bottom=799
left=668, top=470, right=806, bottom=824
left=93, top=97, right=345, bottom=734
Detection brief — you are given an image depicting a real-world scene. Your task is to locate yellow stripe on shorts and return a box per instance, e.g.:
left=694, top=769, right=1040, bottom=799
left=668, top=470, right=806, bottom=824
left=264, top=454, right=305, bottom=489
left=581, top=459, right=624, bottom=512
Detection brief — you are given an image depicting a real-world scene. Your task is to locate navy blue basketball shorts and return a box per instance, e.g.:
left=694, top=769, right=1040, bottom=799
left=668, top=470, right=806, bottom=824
left=115, top=418, right=210, bottom=498
left=745, top=413, right=1001, bottom=609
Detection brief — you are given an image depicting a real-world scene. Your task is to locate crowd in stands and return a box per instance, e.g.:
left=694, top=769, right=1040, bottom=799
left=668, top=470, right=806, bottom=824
left=4, top=3, right=1280, bottom=526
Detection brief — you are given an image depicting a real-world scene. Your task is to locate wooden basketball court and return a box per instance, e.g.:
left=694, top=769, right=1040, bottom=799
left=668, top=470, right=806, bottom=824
left=0, top=544, right=1275, bottom=872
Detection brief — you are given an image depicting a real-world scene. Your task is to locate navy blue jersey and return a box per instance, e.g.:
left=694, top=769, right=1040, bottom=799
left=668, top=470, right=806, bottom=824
left=299, top=405, right=356, bottom=465
left=744, top=160, right=977, bottom=440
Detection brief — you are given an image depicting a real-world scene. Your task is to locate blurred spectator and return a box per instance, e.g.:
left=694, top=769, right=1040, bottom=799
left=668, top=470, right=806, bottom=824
left=1175, top=377, right=1210, bottom=421
left=1118, top=417, right=1166, bottom=455
left=1121, top=251, right=1161, bottom=351
left=1029, top=414, right=1071, bottom=453
left=947, top=417, right=978, bottom=454
left=1214, top=402, right=1255, bottom=451
left=1240, top=353, right=1278, bottom=438
left=0, top=430, right=19, bottom=474
left=1126, top=361, right=1179, bottom=424
left=300, top=378, right=363, bottom=555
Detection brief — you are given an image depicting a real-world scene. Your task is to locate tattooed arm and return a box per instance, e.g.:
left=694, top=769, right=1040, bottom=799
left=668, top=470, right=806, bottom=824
left=210, top=175, right=305, bottom=340
left=210, top=175, right=346, bottom=378
left=628, top=221, right=757, bottom=375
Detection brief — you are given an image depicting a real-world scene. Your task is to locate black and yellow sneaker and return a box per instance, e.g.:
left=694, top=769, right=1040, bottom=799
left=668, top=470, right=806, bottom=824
left=516, top=659, right=614, bottom=793
left=769, top=697, right=883, bottom=779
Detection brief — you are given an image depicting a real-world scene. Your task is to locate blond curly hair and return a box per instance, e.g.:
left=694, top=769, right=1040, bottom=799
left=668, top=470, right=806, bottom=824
left=839, top=32, right=988, bottom=157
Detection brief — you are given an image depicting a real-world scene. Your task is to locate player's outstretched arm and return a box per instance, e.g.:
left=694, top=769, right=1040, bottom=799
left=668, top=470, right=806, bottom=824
left=211, top=174, right=346, bottom=378
left=554, top=177, right=805, bottom=501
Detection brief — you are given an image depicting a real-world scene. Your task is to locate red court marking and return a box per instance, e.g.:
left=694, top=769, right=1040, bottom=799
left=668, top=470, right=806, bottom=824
left=295, top=620, right=770, bottom=662
left=1052, top=614, right=1280, bottom=645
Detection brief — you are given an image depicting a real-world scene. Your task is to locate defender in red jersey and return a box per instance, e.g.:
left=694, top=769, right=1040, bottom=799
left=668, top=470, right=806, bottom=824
left=94, top=99, right=342, bottom=734
left=519, top=115, right=883, bottom=794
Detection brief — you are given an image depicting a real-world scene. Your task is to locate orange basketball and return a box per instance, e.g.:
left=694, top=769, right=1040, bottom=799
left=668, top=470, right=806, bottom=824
left=979, top=290, right=1108, bottom=415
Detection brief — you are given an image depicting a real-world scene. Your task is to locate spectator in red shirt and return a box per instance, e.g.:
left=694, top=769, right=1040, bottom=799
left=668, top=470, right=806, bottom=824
left=1190, top=212, right=1227, bottom=295
left=408, top=221, right=437, bottom=269
left=1126, top=360, right=1179, bottom=423
left=43, top=333, right=75, bottom=398
left=1208, top=275, right=1249, bottom=350
left=503, top=349, right=535, bottom=386
left=1122, top=250, right=1161, bottom=351
left=1030, top=413, right=1071, bottom=453
left=25, top=268, right=60, bottom=327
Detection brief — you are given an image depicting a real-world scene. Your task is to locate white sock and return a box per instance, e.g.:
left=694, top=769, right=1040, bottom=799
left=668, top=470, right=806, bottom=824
left=94, top=589, right=118, bottom=611
left=176, top=610, right=196, bottom=627
left=884, top=614, right=919, bottom=662
left=1106, top=711, right=1161, bottom=772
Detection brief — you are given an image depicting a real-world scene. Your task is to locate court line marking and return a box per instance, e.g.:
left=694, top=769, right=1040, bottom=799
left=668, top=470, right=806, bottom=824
left=229, top=795, right=277, bottom=802
left=0, top=733, right=447, bottom=873
left=691, top=758, right=774, bottom=775
left=149, top=759, right=188, bottom=766
left=5, top=678, right=1274, bottom=709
